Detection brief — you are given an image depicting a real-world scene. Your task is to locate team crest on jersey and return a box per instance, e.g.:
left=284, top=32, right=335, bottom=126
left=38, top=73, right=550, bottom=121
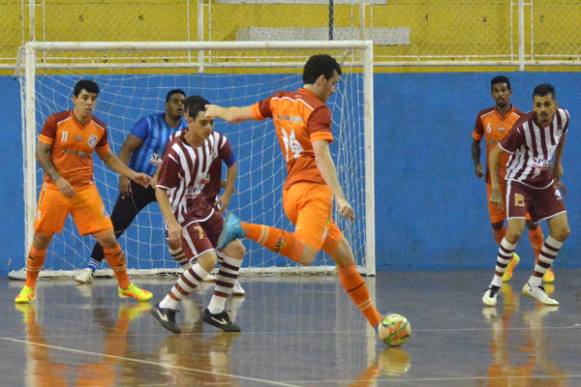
left=87, top=134, right=98, bottom=148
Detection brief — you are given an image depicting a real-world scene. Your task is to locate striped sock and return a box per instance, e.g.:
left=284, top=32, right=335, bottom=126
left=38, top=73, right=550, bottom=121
left=241, top=222, right=304, bottom=264
left=208, top=253, right=243, bottom=314
left=159, top=263, right=209, bottom=310
left=169, top=246, right=189, bottom=266
left=529, top=236, right=562, bottom=287
left=88, top=257, right=101, bottom=273
left=338, top=265, right=382, bottom=328
left=491, top=238, right=516, bottom=287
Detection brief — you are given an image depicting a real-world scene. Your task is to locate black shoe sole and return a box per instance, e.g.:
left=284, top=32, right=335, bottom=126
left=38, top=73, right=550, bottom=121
left=151, top=307, right=181, bottom=334
left=202, top=315, right=241, bottom=333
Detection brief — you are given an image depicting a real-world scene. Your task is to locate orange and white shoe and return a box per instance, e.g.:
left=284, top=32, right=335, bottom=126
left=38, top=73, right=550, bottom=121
left=543, top=268, right=555, bottom=284
left=502, top=253, right=520, bottom=282
left=14, top=285, right=35, bottom=304
left=118, top=283, right=153, bottom=302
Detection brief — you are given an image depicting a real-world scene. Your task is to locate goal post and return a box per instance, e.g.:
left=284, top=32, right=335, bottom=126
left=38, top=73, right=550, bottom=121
left=13, top=40, right=375, bottom=279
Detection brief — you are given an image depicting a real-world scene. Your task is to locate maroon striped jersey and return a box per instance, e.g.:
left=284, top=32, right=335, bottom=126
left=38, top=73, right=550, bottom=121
left=499, top=107, right=570, bottom=188
left=156, top=131, right=234, bottom=224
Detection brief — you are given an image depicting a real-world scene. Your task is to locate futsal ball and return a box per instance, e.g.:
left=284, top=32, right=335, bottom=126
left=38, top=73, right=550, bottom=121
left=377, top=313, right=411, bottom=347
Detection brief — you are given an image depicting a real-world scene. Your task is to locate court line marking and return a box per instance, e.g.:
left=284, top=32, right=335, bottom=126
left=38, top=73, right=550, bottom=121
left=295, top=374, right=581, bottom=384
left=0, top=336, right=301, bottom=387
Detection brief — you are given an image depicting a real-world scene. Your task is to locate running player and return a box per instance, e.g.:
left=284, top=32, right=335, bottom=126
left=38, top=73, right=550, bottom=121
left=151, top=96, right=245, bottom=333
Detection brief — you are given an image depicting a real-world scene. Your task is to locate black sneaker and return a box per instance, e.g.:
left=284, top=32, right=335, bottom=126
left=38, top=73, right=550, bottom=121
left=202, top=308, right=241, bottom=333
left=151, top=303, right=181, bottom=334
left=482, top=285, right=501, bottom=306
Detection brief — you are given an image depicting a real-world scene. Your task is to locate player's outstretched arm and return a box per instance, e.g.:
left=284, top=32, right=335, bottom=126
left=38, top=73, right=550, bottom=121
left=205, top=104, right=255, bottom=123
left=155, top=187, right=182, bottom=245
left=36, top=141, right=75, bottom=198
left=312, top=140, right=354, bottom=221
left=98, top=149, right=151, bottom=188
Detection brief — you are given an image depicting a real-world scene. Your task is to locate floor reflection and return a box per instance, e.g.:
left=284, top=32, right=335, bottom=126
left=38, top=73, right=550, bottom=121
left=483, top=284, right=569, bottom=386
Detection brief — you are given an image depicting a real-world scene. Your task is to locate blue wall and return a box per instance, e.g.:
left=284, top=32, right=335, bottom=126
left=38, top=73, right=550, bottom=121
left=0, top=73, right=579, bottom=274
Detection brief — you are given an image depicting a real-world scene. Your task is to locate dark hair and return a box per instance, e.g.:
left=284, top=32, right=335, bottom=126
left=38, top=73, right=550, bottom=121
left=73, top=80, right=99, bottom=96
left=491, top=75, right=511, bottom=90
left=184, top=95, right=210, bottom=119
left=302, top=54, right=342, bottom=84
left=533, top=83, right=556, bottom=99
left=166, top=89, right=186, bottom=102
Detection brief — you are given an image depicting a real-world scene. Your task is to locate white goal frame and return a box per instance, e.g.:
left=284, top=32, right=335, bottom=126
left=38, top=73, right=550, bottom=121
left=14, top=40, right=376, bottom=279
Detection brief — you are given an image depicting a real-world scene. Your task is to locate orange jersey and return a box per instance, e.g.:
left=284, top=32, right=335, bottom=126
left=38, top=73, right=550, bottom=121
left=252, top=88, right=333, bottom=190
left=472, top=106, right=523, bottom=182
left=39, top=111, right=110, bottom=188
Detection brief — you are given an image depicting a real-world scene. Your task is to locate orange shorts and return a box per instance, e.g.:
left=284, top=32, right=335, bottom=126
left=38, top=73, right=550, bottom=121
left=486, top=182, right=532, bottom=224
left=34, top=183, right=113, bottom=236
left=282, top=182, right=344, bottom=253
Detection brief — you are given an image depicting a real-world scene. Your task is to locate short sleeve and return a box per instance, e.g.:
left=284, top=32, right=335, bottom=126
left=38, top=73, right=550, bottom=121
left=130, top=116, right=151, bottom=140
left=252, top=96, right=273, bottom=120
left=307, top=106, right=333, bottom=143
left=39, top=115, right=58, bottom=145
left=499, top=126, right=524, bottom=154
left=472, top=113, right=484, bottom=142
left=156, top=150, right=182, bottom=190
left=219, top=137, right=236, bottom=167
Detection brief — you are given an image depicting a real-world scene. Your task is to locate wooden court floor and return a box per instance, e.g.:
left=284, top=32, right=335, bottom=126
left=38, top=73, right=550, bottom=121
left=1, top=270, right=580, bottom=386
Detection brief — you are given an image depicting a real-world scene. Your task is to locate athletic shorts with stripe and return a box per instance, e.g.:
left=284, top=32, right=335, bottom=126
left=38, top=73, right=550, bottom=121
left=34, top=183, right=113, bottom=236
left=180, top=210, right=224, bottom=260
left=486, top=181, right=532, bottom=223
left=506, top=181, right=566, bottom=222
left=282, top=181, right=344, bottom=253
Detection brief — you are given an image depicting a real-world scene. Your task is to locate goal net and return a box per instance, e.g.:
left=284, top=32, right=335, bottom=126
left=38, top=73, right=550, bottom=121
left=12, top=41, right=375, bottom=279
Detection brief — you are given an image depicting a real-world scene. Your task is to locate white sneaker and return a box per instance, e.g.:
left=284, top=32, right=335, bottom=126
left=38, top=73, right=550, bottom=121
left=482, top=286, right=500, bottom=306
left=75, top=268, right=94, bottom=284
left=231, top=280, right=246, bottom=296
left=522, top=282, right=559, bottom=306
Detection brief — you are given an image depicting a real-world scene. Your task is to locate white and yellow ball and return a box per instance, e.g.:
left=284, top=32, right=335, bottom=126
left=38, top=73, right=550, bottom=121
left=377, top=313, right=411, bottom=347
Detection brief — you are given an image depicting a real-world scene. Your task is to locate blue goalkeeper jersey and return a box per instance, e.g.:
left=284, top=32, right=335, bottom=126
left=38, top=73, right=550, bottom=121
left=128, top=112, right=188, bottom=176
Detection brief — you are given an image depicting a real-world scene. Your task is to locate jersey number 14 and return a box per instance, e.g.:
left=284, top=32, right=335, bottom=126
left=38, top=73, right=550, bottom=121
left=280, top=127, right=303, bottom=161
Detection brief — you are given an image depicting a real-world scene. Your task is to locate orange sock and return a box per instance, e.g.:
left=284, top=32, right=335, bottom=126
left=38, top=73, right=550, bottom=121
left=528, top=227, right=544, bottom=258
left=25, top=246, right=47, bottom=289
left=241, top=222, right=304, bottom=264
left=103, top=244, right=130, bottom=289
left=338, top=265, right=382, bottom=328
left=492, top=228, right=506, bottom=244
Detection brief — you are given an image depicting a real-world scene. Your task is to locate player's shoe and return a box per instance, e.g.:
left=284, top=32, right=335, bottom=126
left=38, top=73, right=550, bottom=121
left=502, top=252, right=520, bottom=282
left=14, top=285, right=35, bottom=304
left=75, top=268, right=94, bottom=284
left=151, top=303, right=181, bottom=334
left=118, top=283, right=153, bottom=302
left=202, top=308, right=241, bottom=332
left=543, top=268, right=555, bottom=284
left=522, top=282, right=559, bottom=306
left=482, top=285, right=500, bottom=306
left=217, top=213, right=245, bottom=250
left=231, top=280, right=246, bottom=296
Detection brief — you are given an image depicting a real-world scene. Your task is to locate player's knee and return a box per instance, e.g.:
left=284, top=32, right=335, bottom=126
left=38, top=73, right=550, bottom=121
left=504, top=231, right=522, bottom=244
left=490, top=221, right=504, bottom=231
left=167, top=239, right=181, bottom=251
left=197, top=251, right=218, bottom=271
left=552, top=227, right=570, bottom=242
left=95, top=231, right=118, bottom=249
left=223, top=240, right=245, bottom=259
left=299, top=248, right=318, bottom=266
